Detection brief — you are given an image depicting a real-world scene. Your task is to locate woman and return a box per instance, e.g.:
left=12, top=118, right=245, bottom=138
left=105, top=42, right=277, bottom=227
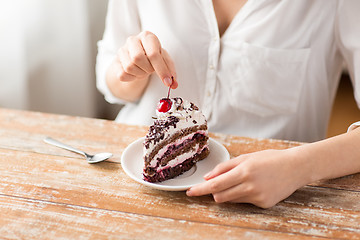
left=96, top=0, right=360, bottom=208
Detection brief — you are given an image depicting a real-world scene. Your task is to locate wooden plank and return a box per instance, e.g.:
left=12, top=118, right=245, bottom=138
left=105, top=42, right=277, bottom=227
left=0, top=108, right=146, bottom=163
left=0, top=108, right=299, bottom=160
left=0, top=195, right=327, bottom=240
left=0, top=148, right=359, bottom=239
left=1, top=108, right=360, bottom=192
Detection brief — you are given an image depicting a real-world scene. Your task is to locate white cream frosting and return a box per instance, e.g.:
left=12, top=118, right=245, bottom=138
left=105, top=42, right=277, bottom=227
left=156, top=98, right=206, bottom=125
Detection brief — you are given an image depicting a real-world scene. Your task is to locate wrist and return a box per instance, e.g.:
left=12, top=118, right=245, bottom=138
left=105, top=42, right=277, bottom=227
left=289, top=133, right=359, bottom=185
left=286, top=145, right=318, bottom=187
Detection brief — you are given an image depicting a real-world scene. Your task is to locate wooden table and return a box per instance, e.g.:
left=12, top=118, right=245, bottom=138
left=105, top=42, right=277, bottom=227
left=0, top=108, right=359, bottom=239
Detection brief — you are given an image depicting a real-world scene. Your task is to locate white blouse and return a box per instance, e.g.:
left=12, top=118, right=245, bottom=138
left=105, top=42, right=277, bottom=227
left=96, top=0, right=360, bottom=142
left=348, top=121, right=360, bottom=132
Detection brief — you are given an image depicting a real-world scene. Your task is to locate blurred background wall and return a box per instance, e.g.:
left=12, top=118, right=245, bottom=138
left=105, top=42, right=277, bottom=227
left=0, top=0, right=120, bottom=120
left=0, top=0, right=359, bottom=137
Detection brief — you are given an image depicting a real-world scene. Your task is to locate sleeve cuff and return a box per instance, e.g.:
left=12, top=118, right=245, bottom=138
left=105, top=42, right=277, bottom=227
left=347, top=121, right=360, bottom=132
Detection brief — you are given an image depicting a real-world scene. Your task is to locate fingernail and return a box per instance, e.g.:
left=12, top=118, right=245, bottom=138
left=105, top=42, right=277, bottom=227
left=186, top=189, right=193, bottom=196
left=164, top=77, right=173, bottom=86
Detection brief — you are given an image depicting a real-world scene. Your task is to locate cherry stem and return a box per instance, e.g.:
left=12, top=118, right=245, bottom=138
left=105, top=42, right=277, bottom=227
left=167, top=76, right=174, bottom=99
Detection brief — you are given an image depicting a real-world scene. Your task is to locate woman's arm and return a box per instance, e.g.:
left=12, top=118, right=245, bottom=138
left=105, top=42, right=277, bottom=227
left=300, top=126, right=360, bottom=181
left=187, top=128, right=360, bottom=208
left=96, top=1, right=178, bottom=104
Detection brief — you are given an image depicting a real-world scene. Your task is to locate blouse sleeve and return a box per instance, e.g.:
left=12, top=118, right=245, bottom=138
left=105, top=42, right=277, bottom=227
left=347, top=121, right=360, bottom=132
left=95, top=0, right=141, bottom=105
left=335, top=0, right=360, bottom=109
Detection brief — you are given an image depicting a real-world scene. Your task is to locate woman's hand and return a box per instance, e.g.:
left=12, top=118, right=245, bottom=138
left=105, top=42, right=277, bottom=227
left=106, top=31, right=178, bottom=102
left=186, top=148, right=311, bottom=208
left=117, top=31, right=178, bottom=88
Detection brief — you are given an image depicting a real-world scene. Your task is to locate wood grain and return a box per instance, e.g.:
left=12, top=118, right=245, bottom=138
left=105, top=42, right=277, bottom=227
left=1, top=108, right=360, bottom=239
left=1, top=195, right=331, bottom=240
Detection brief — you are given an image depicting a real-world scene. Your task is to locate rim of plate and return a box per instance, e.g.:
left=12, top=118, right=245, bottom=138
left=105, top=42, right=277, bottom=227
left=121, top=137, right=230, bottom=191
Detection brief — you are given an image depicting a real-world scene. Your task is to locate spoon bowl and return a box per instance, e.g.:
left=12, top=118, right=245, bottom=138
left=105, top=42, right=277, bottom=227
left=85, top=152, right=113, bottom=164
left=44, top=137, right=112, bottom=163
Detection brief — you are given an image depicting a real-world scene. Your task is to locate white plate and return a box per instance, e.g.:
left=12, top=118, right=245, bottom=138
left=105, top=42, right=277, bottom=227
left=121, top=137, right=230, bottom=191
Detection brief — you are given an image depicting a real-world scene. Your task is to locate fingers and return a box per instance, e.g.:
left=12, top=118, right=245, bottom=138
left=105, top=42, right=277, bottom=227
left=118, top=31, right=178, bottom=89
left=114, top=58, right=138, bottom=82
left=116, top=31, right=178, bottom=88
left=117, top=47, right=149, bottom=77
left=126, top=36, right=154, bottom=73
left=161, top=48, right=178, bottom=89
left=230, top=195, right=275, bottom=209
left=204, top=157, right=243, bottom=180
left=186, top=162, right=243, bottom=197
left=212, top=183, right=255, bottom=204
left=187, top=175, right=273, bottom=208
left=139, top=32, right=176, bottom=87
left=186, top=150, right=297, bottom=209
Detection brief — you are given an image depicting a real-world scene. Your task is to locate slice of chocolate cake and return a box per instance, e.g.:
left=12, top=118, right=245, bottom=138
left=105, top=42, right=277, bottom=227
left=143, top=97, right=209, bottom=183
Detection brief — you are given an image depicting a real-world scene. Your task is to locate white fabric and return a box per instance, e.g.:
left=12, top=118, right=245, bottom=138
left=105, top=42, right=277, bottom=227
left=96, top=0, right=360, bottom=142
left=348, top=121, right=360, bottom=132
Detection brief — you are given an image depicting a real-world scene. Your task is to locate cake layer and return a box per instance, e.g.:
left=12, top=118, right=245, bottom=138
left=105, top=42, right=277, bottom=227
left=143, top=133, right=208, bottom=177
left=156, top=142, right=208, bottom=171
left=143, top=132, right=209, bottom=182
left=154, top=133, right=208, bottom=168
left=143, top=147, right=210, bottom=183
left=144, top=125, right=208, bottom=165
left=148, top=130, right=208, bottom=168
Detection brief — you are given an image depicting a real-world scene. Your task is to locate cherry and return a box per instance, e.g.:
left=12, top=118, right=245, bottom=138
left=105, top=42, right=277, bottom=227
left=157, top=99, right=172, bottom=112
left=157, top=77, right=174, bottom=112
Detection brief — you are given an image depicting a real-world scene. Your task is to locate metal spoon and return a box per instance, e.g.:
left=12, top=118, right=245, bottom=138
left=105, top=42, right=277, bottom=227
left=44, top=137, right=112, bottom=163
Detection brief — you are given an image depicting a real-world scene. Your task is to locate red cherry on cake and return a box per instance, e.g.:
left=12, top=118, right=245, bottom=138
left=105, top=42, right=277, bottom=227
left=157, top=99, right=172, bottom=112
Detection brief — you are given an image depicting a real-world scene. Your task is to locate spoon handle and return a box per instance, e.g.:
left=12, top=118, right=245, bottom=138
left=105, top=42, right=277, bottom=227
left=44, top=137, right=86, bottom=157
